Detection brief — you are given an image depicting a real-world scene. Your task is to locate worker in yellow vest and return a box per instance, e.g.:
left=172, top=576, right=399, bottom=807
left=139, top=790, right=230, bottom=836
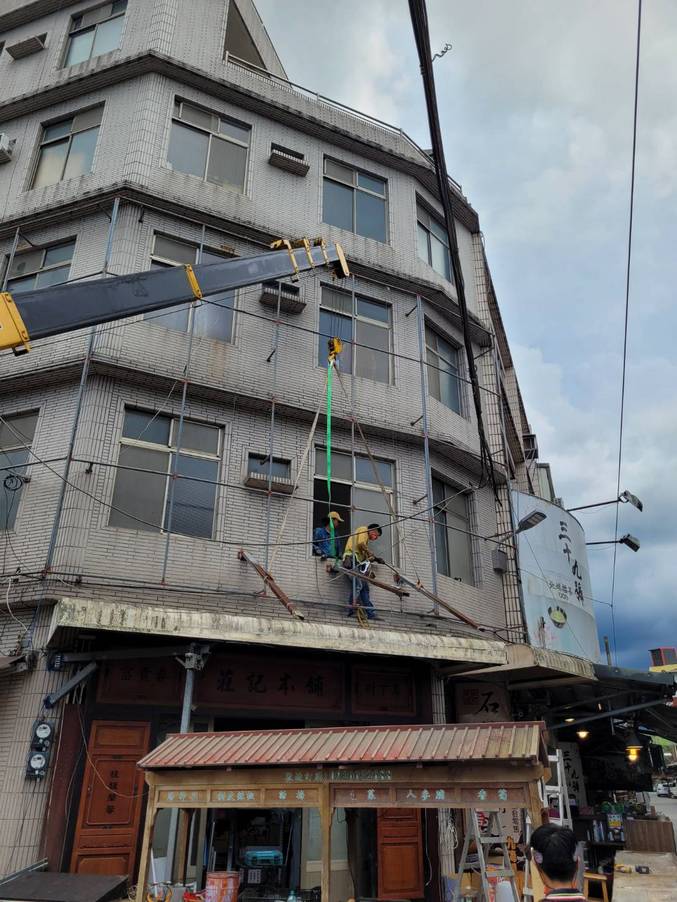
left=342, top=523, right=384, bottom=619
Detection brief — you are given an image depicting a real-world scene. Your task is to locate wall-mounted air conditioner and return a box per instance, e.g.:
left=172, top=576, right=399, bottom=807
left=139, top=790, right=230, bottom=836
left=0, top=134, right=15, bottom=163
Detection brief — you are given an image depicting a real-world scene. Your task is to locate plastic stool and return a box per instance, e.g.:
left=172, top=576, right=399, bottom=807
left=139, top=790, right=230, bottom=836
left=583, top=871, right=609, bottom=901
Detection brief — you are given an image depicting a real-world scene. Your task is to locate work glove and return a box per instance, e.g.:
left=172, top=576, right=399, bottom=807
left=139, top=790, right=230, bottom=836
left=374, top=557, right=386, bottom=565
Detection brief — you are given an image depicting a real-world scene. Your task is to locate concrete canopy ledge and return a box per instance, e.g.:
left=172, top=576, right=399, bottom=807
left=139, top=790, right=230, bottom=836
left=47, top=597, right=508, bottom=666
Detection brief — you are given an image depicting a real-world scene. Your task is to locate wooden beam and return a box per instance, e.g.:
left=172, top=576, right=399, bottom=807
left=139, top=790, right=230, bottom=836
left=175, top=809, right=190, bottom=884
left=237, top=548, right=304, bottom=619
left=319, top=784, right=332, bottom=902
left=135, top=785, right=158, bottom=902
left=338, top=565, right=410, bottom=597
left=393, top=572, right=478, bottom=627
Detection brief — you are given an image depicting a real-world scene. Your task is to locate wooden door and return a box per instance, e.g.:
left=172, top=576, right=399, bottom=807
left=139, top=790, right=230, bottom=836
left=70, top=721, right=150, bottom=876
left=377, top=808, right=424, bottom=899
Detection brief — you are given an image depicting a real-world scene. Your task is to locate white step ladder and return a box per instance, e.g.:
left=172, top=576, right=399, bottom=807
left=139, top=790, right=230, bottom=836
left=456, top=809, right=520, bottom=901
left=545, top=750, right=572, bottom=828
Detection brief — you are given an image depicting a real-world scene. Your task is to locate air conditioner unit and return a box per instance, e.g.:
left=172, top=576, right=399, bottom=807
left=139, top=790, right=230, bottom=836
left=0, top=134, right=15, bottom=164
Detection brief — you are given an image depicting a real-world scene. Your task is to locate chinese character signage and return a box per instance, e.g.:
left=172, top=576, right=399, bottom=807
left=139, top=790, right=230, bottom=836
left=455, top=682, right=510, bottom=723
left=195, top=654, right=345, bottom=713
left=512, top=491, right=600, bottom=661
left=97, top=660, right=184, bottom=705
left=352, top=668, right=416, bottom=715
left=558, top=742, right=587, bottom=807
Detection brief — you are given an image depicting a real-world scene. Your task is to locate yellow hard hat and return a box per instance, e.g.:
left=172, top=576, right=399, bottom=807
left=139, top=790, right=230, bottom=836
left=328, top=511, right=344, bottom=523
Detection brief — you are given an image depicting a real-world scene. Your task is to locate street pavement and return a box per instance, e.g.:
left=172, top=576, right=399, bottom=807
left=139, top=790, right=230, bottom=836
left=649, top=792, right=677, bottom=840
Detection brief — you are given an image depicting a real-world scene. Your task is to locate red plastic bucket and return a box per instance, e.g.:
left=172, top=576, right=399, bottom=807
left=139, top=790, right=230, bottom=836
left=205, top=872, right=239, bottom=902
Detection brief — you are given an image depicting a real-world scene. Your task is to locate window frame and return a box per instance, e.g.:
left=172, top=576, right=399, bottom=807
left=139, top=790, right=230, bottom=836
left=167, top=98, right=251, bottom=192
left=63, top=0, right=127, bottom=68
left=322, top=157, right=388, bottom=242
left=318, top=285, right=393, bottom=384
left=432, top=475, right=475, bottom=585
left=148, top=233, right=236, bottom=342
left=416, top=201, right=453, bottom=283
left=425, top=323, right=463, bottom=415
left=30, top=106, right=103, bottom=189
left=110, top=409, right=222, bottom=540
left=313, top=446, right=397, bottom=562
left=4, top=238, right=76, bottom=293
left=0, top=410, right=39, bottom=532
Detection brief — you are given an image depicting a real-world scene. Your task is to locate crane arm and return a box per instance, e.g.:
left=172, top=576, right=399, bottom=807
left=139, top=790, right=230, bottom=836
left=0, top=238, right=349, bottom=354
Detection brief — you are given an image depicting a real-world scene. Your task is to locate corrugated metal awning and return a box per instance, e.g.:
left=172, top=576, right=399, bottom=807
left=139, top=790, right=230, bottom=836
left=140, top=722, right=547, bottom=771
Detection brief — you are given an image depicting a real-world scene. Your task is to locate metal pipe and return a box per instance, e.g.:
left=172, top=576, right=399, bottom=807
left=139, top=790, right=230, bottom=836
left=263, top=279, right=282, bottom=570
left=44, top=197, right=120, bottom=573
left=551, top=697, right=668, bottom=731
left=1, top=227, right=21, bottom=291
left=160, top=225, right=204, bottom=582
left=567, top=499, right=619, bottom=513
left=415, top=295, right=438, bottom=605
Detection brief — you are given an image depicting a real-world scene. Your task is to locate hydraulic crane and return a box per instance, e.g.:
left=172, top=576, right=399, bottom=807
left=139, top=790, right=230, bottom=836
left=0, top=237, right=349, bottom=353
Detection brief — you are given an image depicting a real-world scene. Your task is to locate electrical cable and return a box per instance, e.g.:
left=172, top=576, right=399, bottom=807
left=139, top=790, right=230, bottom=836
left=407, top=0, right=499, bottom=495
left=609, top=0, right=643, bottom=665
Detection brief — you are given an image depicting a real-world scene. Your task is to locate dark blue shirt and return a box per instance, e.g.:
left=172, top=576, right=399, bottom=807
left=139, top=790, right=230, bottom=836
left=313, top=526, right=338, bottom=557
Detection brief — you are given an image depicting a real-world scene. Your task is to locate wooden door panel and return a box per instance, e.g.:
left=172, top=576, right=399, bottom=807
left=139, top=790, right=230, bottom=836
left=70, top=721, right=150, bottom=877
left=377, top=808, right=424, bottom=899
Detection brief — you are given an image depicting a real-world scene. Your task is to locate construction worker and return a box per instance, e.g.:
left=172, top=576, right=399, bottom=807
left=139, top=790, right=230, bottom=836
left=342, top=523, right=384, bottom=619
left=312, top=511, right=344, bottom=559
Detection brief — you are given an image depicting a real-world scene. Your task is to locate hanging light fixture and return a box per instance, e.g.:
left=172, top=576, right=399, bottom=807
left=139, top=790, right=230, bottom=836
left=576, top=729, right=589, bottom=740
left=625, top=727, right=643, bottom=764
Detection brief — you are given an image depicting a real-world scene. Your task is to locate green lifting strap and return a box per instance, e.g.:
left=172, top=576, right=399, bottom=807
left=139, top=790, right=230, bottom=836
left=326, top=358, right=335, bottom=558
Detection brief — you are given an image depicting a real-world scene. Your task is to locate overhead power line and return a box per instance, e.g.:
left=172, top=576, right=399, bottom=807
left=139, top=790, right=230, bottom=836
left=408, top=0, right=499, bottom=495
left=610, top=0, right=643, bottom=665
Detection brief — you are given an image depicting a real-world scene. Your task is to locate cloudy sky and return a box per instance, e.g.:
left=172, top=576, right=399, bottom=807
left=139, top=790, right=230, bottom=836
left=257, top=0, right=676, bottom=668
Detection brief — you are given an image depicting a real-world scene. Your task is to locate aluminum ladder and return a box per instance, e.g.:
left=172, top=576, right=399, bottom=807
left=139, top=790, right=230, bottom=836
left=545, top=749, right=572, bottom=828
left=456, top=809, right=520, bottom=901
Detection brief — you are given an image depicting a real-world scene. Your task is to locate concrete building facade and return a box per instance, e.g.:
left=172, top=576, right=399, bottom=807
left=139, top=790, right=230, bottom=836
left=0, top=0, right=549, bottom=893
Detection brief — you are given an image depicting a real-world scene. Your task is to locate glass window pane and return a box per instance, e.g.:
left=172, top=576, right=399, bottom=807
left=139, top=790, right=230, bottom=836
left=325, top=160, right=353, bottom=183
left=430, top=235, right=451, bottom=280
left=6, top=276, right=37, bottom=294
left=63, top=127, right=99, bottom=180
left=447, top=510, right=474, bottom=584
left=82, top=4, right=112, bottom=27
left=438, top=363, right=461, bottom=413
left=65, top=29, right=94, bottom=66
left=8, top=249, right=44, bottom=279
left=167, top=122, right=208, bottom=178
left=179, top=102, right=215, bottom=132
left=416, top=205, right=430, bottom=229
left=109, top=445, right=168, bottom=531
left=91, top=15, right=124, bottom=56
left=178, top=421, right=219, bottom=455
left=72, top=106, right=103, bottom=131
left=355, top=320, right=390, bottom=383
left=122, top=410, right=170, bottom=445
left=147, top=302, right=190, bottom=332
left=35, top=265, right=71, bottom=289
left=352, top=486, right=393, bottom=563
left=218, top=118, right=250, bottom=144
left=321, top=287, right=352, bottom=316
left=427, top=359, right=441, bottom=402
left=43, top=120, right=73, bottom=142
left=33, top=140, right=69, bottom=188
left=315, top=449, right=352, bottom=482
left=0, top=413, right=38, bottom=449
left=355, top=455, right=392, bottom=487
left=356, top=297, right=389, bottom=323
left=357, top=172, right=386, bottom=195
left=355, top=191, right=386, bottom=242
left=153, top=235, right=196, bottom=264
left=43, top=242, right=75, bottom=267
left=417, top=223, right=429, bottom=264
left=435, top=514, right=450, bottom=576
left=207, top=136, right=247, bottom=189
left=248, top=454, right=290, bottom=479
left=318, top=309, right=352, bottom=372
left=193, top=292, right=233, bottom=342
left=166, top=454, right=218, bottom=538
left=0, top=449, right=29, bottom=530
left=200, top=249, right=229, bottom=265
left=429, top=217, right=448, bottom=243
left=323, top=179, right=353, bottom=232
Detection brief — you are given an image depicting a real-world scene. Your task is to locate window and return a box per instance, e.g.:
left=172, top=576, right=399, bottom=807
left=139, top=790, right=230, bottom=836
left=5, top=240, right=75, bottom=294
left=109, top=409, right=221, bottom=539
left=313, top=448, right=395, bottom=563
left=426, top=325, right=461, bottom=414
left=168, top=100, right=250, bottom=191
left=247, top=453, right=291, bottom=481
left=64, top=1, right=127, bottom=67
left=224, top=1, right=265, bottom=69
left=323, top=159, right=387, bottom=242
left=146, top=234, right=234, bottom=341
left=32, top=107, right=102, bottom=188
left=318, top=286, right=392, bottom=384
left=416, top=203, right=453, bottom=282
left=0, top=412, right=38, bottom=531
left=433, top=477, right=474, bottom=584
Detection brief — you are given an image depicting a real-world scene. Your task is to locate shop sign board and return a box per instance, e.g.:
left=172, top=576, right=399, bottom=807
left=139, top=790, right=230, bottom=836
left=352, top=667, right=416, bottom=715
left=455, top=682, right=511, bottom=723
left=558, top=741, right=588, bottom=807
left=513, top=491, right=600, bottom=661
left=97, top=659, right=183, bottom=704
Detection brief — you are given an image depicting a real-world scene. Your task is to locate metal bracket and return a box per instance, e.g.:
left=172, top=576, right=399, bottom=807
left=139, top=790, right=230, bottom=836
left=270, top=239, right=300, bottom=281
left=43, top=660, right=97, bottom=709
left=175, top=644, right=210, bottom=672
left=0, top=291, right=31, bottom=354
left=184, top=264, right=203, bottom=300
